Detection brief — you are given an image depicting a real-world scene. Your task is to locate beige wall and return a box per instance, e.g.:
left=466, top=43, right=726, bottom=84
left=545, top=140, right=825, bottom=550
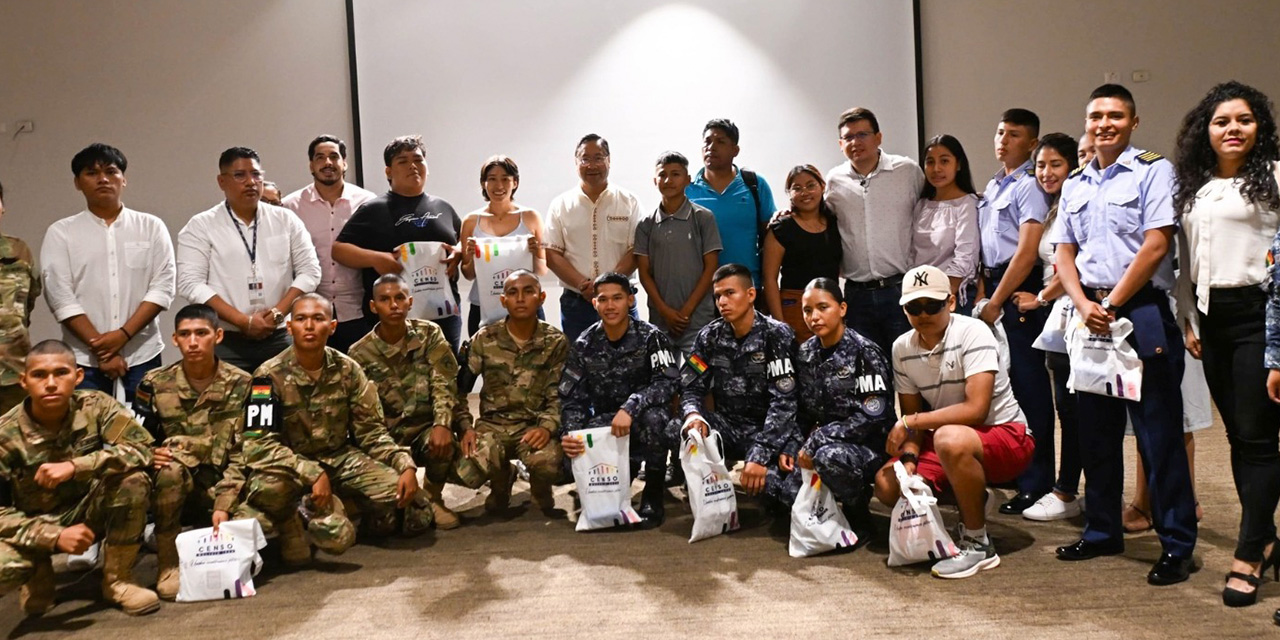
left=920, top=0, right=1280, bottom=173
left=0, top=0, right=352, bottom=357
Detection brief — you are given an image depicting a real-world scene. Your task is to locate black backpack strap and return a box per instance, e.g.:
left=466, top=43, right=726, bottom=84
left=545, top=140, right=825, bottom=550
left=740, top=168, right=765, bottom=250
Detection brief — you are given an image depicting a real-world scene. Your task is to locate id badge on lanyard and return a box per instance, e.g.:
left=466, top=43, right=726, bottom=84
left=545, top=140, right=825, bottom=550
left=228, top=202, right=266, bottom=310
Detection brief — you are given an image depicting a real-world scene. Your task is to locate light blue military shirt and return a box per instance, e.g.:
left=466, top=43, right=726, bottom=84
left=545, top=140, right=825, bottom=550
left=1051, top=145, right=1177, bottom=290
left=977, top=159, right=1050, bottom=268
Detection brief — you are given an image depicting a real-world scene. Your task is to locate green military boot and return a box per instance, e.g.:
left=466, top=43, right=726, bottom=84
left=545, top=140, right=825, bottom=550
left=19, top=556, right=55, bottom=617
left=424, top=479, right=459, bottom=530
left=277, top=513, right=313, bottom=566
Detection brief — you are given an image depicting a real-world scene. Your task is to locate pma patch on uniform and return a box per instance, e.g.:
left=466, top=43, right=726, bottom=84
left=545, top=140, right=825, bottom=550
left=863, top=395, right=886, bottom=416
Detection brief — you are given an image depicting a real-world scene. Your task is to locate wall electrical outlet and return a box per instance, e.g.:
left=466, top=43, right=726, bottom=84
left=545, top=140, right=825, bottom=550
left=1132, top=70, right=1151, bottom=83
left=1103, top=71, right=1119, bottom=83
left=15, top=121, right=34, bottom=134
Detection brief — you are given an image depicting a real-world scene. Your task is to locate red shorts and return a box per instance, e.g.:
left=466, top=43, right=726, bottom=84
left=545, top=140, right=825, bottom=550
left=893, top=422, right=1034, bottom=494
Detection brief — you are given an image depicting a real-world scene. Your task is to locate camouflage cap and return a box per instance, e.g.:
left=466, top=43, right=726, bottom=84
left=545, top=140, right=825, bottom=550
left=301, top=496, right=356, bottom=555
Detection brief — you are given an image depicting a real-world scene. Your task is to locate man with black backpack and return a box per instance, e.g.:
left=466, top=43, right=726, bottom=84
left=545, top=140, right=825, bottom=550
left=687, top=119, right=777, bottom=289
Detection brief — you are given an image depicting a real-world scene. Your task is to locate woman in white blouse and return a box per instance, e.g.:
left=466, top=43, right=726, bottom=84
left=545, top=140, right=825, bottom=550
left=1173, top=81, right=1280, bottom=610
left=910, top=135, right=980, bottom=316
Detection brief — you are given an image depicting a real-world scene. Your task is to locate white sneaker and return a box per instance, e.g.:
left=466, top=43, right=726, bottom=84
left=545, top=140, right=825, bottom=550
left=65, top=541, right=101, bottom=571
left=1022, top=492, right=1082, bottom=522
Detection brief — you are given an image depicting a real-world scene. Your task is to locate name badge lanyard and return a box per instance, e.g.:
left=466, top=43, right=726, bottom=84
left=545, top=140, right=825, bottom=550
left=226, top=201, right=259, bottom=274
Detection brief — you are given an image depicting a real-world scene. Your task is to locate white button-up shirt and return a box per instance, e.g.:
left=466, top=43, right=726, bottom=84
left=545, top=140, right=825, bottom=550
left=40, top=207, right=175, bottom=366
left=824, top=151, right=925, bottom=281
left=282, top=182, right=376, bottom=324
left=176, top=201, right=321, bottom=332
left=544, top=184, right=641, bottom=290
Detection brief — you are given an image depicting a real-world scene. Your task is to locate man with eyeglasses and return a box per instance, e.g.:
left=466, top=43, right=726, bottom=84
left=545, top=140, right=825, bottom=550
left=544, top=134, right=642, bottom=342
left=177, top=147, right=321, bottom=373
left=41, top=143, right=175, bottom=403
left=873, top=264, right=1033, bottom=579
left=824, top=108, right=926, bottom=358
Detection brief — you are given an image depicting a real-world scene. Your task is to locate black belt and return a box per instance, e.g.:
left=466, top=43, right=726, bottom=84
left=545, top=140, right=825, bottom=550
left=846, top=274, right=903, bottom=291
left=1081, top=283, right=1164, bottom=310
left=980, top=261, right=1010, bottom=282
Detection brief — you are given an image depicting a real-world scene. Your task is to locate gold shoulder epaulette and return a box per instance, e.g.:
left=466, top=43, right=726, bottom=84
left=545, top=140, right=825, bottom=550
left=1024, top=167, right=1035, bottom=176
left=1136, top=151, right=1163, bottom=164
left=1069, top=166, right=1085, bottom=178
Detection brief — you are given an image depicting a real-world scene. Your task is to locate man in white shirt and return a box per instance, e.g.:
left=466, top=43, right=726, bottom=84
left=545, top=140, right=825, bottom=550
left=873, top=265, right=1034, bottom=580
left=41, top=143, right=175, bottom=402
left=824, top=108, right=925, bottom=357
left=544, top=134, right=642, bottom=342
left=176, top=147, right=321, bottom=373
left=282, top=135, right=376, bottom=353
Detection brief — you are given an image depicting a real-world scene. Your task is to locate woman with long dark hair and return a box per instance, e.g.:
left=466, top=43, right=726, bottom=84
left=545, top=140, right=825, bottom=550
left=1011, top=133, right=1082, bottom=522
left=1174, top=80, right=1280, bottom=610
left=911, top=134, right=980, bottom=316
left=761, top=165, right=842, bottom=342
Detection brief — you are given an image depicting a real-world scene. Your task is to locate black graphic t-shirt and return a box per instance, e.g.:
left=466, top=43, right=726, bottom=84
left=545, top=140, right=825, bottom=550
left=337, top=190, right=462, bottom=322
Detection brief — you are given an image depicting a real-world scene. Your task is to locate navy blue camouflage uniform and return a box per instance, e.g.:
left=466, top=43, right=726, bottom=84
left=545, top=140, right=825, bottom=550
left=766, top=327, right=895, bottom=506
left=560, top=319, right=680, bottom=475
left=673, top=311, right=798, bottom=471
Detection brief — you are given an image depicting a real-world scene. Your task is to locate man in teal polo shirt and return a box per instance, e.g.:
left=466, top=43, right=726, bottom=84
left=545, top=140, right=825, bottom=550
left=687, top=119, right=776, bottom=286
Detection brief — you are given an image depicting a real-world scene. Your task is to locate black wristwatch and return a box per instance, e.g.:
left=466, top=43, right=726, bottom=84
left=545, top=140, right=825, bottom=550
left=899, top=452, right=919, bottom=466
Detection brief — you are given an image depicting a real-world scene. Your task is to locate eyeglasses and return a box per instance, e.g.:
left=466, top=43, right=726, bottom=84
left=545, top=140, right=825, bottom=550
left=222, top=171, right=265, bottom=183
left=788, top=182, right=823, bottom=194
left=840, top=131, right=874, bottom=143
left=904, top=298, right=947, bottom=316
left=577, top=154, right=609, bottom=166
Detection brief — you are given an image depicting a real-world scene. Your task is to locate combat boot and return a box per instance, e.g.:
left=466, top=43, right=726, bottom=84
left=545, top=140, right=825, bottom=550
left=530, top=479, right=564, bottom=518
left=154, top=530, right=180, bottom=601
left=424, top=479, right=459, bottom=530
left=100, top=543, right=161, bottom=616
left=484, top=462, right=513, bottom=513
left=638, top=460, right=667, bottom=527
left=19, top=556, right=55, bottom=617
left=278, top=513, right=313, bottom=566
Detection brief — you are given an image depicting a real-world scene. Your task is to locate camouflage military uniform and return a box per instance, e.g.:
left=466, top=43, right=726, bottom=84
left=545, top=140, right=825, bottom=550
left=348, top=318, right=485, bottom=489
left=0, top=391, right=152, bottom=594
left=766, top=328, right=895, bottom=506
left=135, top=360, right=249, bottom=534
left=0, top=236, right=41, bottom=415
left=246, top=347, right=423, bottom=536
left=673, top=311, right=798, bottom=469
left=560, top=318, right=678, bottom=474
left=458, top=319, right=567, bottom=488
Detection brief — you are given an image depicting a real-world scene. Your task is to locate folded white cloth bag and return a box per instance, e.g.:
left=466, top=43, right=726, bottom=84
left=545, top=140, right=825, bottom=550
left=680, top=429, right=740, bottom=543
left=887, top=462, right=958, bottom=567
left=1065, top=315, right=1143, bottom=401
left=568, top=427, right=641, bottom=531
left=472, top=235, right=533, bottom=327
left=176, top=518, right=267, bottom=602
left=397, top=241, right=458, bottom=320
left=1033, top=297, right=1075, bottom=354
left=788, top=468, right=858, bottom=557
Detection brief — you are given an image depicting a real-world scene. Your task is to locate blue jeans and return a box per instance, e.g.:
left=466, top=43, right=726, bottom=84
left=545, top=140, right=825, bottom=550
left=79, top=354, right=162, bottom=405
left=842, top=281, right=911, bottom=359
left=560, top=290, right=637, bottom=344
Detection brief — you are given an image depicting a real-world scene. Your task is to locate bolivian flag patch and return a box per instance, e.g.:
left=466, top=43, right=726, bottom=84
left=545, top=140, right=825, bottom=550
left=687, top=354, right=708, bottom=374
left=1268, top=248, right=1275, bottom=269
left=251, top=385, right=272, bottom=400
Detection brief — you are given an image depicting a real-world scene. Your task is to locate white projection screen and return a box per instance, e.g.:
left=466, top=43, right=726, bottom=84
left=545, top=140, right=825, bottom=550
left=349, top=0, right=921, bottom=215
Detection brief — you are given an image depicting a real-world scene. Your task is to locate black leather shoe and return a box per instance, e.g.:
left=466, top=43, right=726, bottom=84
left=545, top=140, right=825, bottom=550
left=999, top=492, right=1040, bottom=515
left=1056, top=538, right=1124, bottom=561
left=637, top=475, right=666, bottom=528
left=1147, top=553, right=1195, bottom=586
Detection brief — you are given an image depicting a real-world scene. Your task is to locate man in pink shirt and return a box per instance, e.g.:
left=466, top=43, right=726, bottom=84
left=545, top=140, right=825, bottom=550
left=282, top=135, right=377, bottom=353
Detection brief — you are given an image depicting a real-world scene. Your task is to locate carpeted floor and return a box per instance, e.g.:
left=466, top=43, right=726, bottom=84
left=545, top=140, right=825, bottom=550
left=1, top=416, right=1276, bottom=639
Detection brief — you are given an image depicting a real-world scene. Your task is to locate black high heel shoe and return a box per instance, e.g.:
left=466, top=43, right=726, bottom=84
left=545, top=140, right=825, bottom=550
left=1224, top=538, right=1280, bottom=608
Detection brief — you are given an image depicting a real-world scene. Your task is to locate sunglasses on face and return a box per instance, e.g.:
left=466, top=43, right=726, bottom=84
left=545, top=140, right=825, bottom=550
left=904, top=298, right=947, bottom=316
